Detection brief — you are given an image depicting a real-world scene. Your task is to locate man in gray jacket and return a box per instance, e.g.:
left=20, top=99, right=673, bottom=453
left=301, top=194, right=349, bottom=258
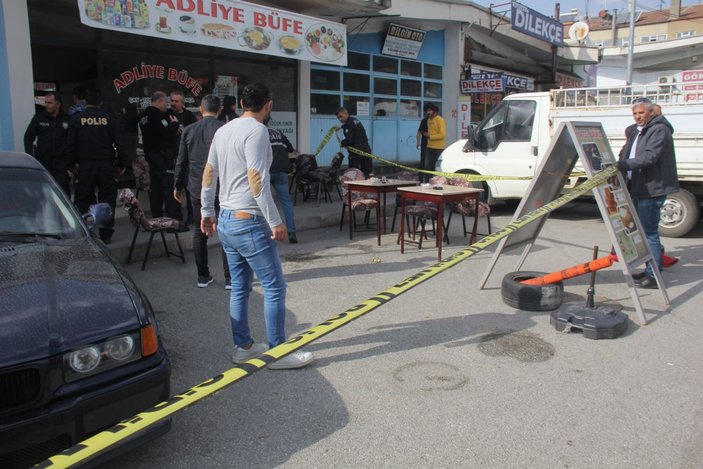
left=174, top=95, right=230, bottom=288
left=617, top=98, right=679, bottom=289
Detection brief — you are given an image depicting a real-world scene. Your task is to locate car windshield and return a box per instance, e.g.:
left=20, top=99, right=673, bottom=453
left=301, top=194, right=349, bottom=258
left=0, top=169, right=83, bottom=239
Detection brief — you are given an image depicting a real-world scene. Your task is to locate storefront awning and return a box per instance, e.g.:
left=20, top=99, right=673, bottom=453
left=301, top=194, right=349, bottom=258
left=77, top=0, right=348, bottom=65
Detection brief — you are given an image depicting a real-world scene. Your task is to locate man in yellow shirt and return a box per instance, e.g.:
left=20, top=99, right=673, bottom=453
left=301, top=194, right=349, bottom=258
left=422, top=103, right=445, bottom=183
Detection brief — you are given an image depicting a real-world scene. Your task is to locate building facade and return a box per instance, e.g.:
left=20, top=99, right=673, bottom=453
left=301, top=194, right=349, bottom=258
left=1, top=0, right=598, bottom=167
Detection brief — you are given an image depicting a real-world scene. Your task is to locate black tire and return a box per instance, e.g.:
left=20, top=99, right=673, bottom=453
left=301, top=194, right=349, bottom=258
left=501, top=271, right=564, bottom=312
left=458, top=172, right=490, bottom=204
left=659, top=189, right=699, bottom=238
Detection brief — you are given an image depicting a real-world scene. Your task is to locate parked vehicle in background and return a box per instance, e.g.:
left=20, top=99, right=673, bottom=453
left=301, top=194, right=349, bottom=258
left=0, top=152, right=171, bottom=468
left=437, top=82, right=703, bottom=237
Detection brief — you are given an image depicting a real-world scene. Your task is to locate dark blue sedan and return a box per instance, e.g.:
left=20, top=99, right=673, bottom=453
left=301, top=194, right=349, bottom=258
left=0, top=152, right=171, bottom=467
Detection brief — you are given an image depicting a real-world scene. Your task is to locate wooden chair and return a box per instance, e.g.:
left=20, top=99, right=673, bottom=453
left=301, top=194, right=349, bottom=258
left=444, top=176, right=492, bottom=242
left=339, top=168, right=379, bottom=232
left=399, top=176, right=447, bottom=248
left=118, top=188, right=186, bottom=271
left=390, top=169, right=419, bottom=232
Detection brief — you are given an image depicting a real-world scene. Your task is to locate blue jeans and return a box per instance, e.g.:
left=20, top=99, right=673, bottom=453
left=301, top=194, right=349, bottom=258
left=270, top=171, right=296, bottom=233
left=218, top=210, right=287, bottom=348
left=633, top=196, right=665, bottom=277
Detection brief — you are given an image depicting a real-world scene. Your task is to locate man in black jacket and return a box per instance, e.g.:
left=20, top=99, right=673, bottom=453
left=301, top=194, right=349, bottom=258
left=266, top=119, right=297, bottom=243
left=617, top=98, right=679, bottom=289
left=24, top=92, right=72, bottom=196
left=169, top=90, right=197, bottom=226
left=174, top=95, right=230, bottom=288
left=139, top=91, right=182, bottom=221
left=66, top=87, right=129, bottom=244
left=336, top=106, right=373, bottom=177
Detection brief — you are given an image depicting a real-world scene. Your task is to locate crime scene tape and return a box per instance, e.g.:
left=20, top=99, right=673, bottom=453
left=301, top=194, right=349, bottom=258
left=39, top=165, right=619, bottom=468
left=313, top=126, right=338, bottom=156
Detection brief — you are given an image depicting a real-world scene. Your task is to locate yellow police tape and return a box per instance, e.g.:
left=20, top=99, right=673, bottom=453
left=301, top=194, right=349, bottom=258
left=39, top=165, right=618, bottom=468
left=321, top=125, right=585, bottom=182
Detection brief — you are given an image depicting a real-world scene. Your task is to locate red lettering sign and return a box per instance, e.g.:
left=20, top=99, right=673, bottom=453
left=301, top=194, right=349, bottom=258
left=113, top=63, right=202, bottom=95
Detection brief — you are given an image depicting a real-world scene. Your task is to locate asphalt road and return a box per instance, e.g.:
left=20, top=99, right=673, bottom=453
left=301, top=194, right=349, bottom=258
left=101, top=201, right=703, bottom=468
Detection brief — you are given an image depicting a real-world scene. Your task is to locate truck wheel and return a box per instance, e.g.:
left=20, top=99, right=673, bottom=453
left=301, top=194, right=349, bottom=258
left=501, top=271, right=564, bottom=312
left=465, top=179, right=490, bottom=204
left=659, top=189, right=699, bottom=238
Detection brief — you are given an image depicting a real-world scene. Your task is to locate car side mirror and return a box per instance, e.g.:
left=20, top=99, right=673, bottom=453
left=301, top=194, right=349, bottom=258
left=83, top=203, right=113, bottom=230
left=462, top=125, right=478, bottom=152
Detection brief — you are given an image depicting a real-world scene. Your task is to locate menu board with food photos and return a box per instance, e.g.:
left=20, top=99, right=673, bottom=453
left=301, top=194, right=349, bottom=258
left=572, top=123, right=650, bottom=265
left=77, top=0, right=348, bottom=65
left=480, top=121, right=665, bottom=324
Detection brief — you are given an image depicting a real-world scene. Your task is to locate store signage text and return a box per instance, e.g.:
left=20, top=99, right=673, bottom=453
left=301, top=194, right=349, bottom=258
left=77, top=0, right=347, bottom=65
left=154, top=0, right=302, bottom=33
left=468, top=71, right=534, bottom=92
left=682, top=70, right=703, bottom=102
left=113, top=63, right=203, bottom=95
left=555, top=72, right=583, bottom=89
left=381, top=23, right=426, bottom=60
left=460, top=78, right=505, bottom=93
left=511, top=1, right=563, bottom=46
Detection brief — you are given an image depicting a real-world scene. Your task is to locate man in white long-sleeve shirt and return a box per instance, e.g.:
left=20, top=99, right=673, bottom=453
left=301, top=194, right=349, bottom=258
left=201, top=83, right=313, bottom=370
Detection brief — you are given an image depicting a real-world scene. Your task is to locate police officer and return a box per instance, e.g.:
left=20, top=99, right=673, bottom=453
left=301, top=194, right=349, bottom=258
left=23, top=91, right=72, bottom=195
left=66, top=87, right=129, bottom=244
left=139, top=91, right=182, bottom=221
left=336, top=106, right=373, bottom=177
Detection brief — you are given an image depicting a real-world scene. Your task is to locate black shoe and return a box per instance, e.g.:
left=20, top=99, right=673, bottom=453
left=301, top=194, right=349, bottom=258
left=288, top=232, right=298, bottom=244
left=176, top=224, right=190, bottom=233
left=635, top=276, right=658, bottom=289
left=100, top=236, right=112, bottom=245
left=632, top=271, right=648, bottom=280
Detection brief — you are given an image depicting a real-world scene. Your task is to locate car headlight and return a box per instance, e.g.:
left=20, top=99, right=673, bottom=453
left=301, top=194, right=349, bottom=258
left=63, top=332, right=141, bottom=382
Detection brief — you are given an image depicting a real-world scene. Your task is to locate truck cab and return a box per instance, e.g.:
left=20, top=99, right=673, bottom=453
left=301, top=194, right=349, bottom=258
left=438, top=93, right=550, bottom=203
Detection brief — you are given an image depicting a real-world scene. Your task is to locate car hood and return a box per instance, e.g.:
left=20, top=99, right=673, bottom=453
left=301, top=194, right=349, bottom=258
left=0, top=239, right=140, bottom=367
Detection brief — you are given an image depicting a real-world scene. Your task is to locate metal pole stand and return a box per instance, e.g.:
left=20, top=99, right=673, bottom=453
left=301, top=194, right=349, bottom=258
left=550, top=246, right=629, bottom=339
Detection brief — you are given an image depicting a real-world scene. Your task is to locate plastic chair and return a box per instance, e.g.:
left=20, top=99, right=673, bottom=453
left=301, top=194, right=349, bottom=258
left=444, top=176, right=492, bottom=242
left=118, top=188, right=186, bottom=271
left=339, top=168, right=379, bottom=232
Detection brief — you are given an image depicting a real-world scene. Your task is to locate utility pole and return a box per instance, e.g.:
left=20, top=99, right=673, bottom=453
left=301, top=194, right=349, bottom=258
left=626, top=0, right=636, bottom=85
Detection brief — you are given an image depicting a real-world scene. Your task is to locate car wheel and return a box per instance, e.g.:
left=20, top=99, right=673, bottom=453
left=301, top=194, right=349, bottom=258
left=501, top=271, right=564, bottom=311
left=659, top=189, right=699, bottom=238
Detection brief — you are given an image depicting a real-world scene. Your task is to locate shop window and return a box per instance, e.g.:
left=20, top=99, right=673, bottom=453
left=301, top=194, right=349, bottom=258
left=373, top=56, right=398, bottom=74
left=347, top=52, right=370, bottom=70
left=401, top=79, right=421, bottom=97
left=373, top=98, right=397, bottom=117
left=401, top=60, right=422, bottom=77
left=424, top=82, right=442, bottom=99
left=343, top=95, right=371, bottom=116
left=374, top=77, right=397, bottom=95
left=400, top=99, right=421, bottom=118
left=344, top=73, right=370, bottom=93
left=311, top=70, right=340, bottom=91
left=424, top=63, right=442, bottom=80
left=311, top=94, right=341, bottom=115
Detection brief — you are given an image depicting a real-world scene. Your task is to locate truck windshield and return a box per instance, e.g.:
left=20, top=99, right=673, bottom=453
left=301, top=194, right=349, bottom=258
left=475, top=100, right=536, bottom=150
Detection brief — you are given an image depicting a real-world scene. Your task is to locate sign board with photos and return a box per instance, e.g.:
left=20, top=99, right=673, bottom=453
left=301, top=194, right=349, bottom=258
left=77, top=0, right=348, bottom=65
left=480, top=122, right=668, bottom=325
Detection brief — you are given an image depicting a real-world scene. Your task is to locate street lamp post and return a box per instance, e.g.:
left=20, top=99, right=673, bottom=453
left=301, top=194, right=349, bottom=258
left=626, top=0, right=636, bottom=85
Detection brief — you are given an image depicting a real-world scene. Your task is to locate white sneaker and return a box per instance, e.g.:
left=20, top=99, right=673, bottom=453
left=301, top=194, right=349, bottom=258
left=268, top=350, right=314, bottom=370
left=231, top=343, right=268, bottom=363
